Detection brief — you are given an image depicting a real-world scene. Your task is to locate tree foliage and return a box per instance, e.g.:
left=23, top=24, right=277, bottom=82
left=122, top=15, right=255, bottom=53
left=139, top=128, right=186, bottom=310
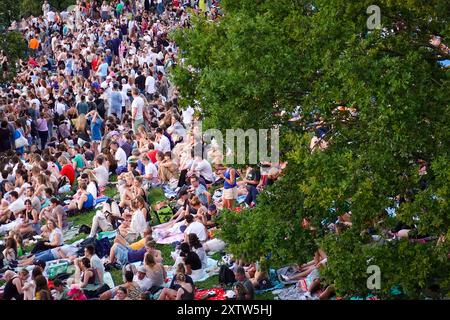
left=171, top=0, right=450, bottom=298
left=0, top=31, right=27, bottom=82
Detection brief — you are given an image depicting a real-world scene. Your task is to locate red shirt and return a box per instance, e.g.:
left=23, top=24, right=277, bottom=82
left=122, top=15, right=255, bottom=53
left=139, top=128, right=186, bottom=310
left=60, top=164, right=75, bottom=185
left=147, top=150, right=158, bottom=164
left=91, top=58, right=99, bottom=72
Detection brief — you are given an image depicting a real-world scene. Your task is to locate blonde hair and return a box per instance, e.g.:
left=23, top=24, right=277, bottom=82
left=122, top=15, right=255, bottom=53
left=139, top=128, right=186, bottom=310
left=58, top=156, right=69, bottom=165
left=75, top=114, right=87, bottom=132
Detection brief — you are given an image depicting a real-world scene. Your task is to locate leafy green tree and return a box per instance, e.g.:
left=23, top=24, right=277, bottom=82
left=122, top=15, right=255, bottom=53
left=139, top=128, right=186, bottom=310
left=0, top=0, right=21, bottom=29
left=172, top=0, right=450, bottom=298
left=0, top=31, right=27, bottom=82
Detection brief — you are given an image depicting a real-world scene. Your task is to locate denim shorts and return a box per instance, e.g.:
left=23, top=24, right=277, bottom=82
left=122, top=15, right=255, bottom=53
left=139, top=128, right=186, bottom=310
left=34, top=249, right=56, bottom=262
left=114, top=244, right=129, bottom=266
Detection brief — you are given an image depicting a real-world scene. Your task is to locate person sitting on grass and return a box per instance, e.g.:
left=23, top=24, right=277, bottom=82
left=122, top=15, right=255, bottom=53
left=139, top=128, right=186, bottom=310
left=66, top=182, right=95, bottom=212
left=113, top=286, right=131, bottom=300
left=113, top=226, right=153, bottom=250
left=159, top=263, right=194, bottom=300
left=176, top=242, right=203, bottom=281
left=15, top=199, right=41, bottom=238
left=2, top=237, right=18, bottom=267
left=100, top=270, right=143, bottom=300
left=34, top=275, right=52, bottom=300
left=173, top=273, right=195, bottom=300
left=108, top=238, right=158, bottom=266
left=144, top=252, right=167, bottom=293
left=2, top=269, right=29, bottom=300
left=187, top=233, right=207, bottom=269
left=280, top=249, right=327, bottom=282
left=71, top=257, right=100, bottom=295
left=39, top=197, right=68, bottom=231
left=235, top=266, right=255, bottom=300
left=30, top=220, right=64, bottom=254
left=52, top=279, right=70, bottom=300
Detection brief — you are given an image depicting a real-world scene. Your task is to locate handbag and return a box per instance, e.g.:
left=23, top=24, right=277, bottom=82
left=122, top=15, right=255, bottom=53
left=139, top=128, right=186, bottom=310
left=15, top=132, right=29, bottom=149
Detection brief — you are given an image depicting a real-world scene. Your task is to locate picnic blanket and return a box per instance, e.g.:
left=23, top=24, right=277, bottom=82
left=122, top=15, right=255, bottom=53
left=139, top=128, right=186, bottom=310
left=165, top=258, right=219, bottom=283
left=194, top=288, right=226, bottom=300
left=274, top=282, right=321, bottom=300
left=276, top=266, right=302, bottom=285
left=153, top=221, right=185, bottom=245
left=63, top=225, right=80, bottom=242
left=255, top=269, right=284, bottom=294
left=155, top=232, right=184, bottom=245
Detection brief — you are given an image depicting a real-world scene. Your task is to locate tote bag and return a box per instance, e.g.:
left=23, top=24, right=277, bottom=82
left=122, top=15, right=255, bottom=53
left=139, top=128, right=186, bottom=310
left=15, top=130, right=29, bottom=149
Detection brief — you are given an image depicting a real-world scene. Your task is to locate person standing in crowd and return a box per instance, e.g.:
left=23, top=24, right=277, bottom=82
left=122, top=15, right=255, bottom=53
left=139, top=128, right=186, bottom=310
left=131, top=88, right=145, bottom=133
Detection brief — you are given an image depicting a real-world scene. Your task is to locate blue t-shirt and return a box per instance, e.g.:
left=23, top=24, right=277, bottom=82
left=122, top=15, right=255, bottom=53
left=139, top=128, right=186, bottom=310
left=105, top=54, right=113, bottom=66
left=110, top=92, right=123, bottom=110
left=90, top=117, right=103, bottom=141
left=98, top=63, right=109, bottom=77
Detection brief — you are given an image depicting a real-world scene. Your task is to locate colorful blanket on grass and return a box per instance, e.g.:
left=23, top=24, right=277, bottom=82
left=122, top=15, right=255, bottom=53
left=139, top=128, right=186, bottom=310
left=194, top=288, right=226, bottom=300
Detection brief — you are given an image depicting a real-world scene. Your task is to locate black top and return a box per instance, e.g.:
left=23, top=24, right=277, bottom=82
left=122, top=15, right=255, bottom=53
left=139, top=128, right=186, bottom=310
left=180, top=285, right=195, bottom=300
left=0, top=127, right=12, bottom=152
left=246, top=168, right=261, bottom=187
left=135, top=75, right=146, bottom=91
left=169, top=274, right=194, bottom=290
left=184, top=251, right=202, bottom=271
left=3, top=277, right=23, bottom=301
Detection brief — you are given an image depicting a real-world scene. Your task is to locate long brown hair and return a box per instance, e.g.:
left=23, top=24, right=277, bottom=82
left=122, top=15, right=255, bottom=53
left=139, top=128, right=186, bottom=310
left=144, top=252, right=156, bottom=269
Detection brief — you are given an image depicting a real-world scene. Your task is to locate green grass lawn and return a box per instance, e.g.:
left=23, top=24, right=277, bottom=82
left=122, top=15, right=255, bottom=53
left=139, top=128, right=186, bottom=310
left=104, top=187, right=118, bottom=199
left=67, top=209, right=97, bottom=227
left=148, top=187, right=166, bottom=205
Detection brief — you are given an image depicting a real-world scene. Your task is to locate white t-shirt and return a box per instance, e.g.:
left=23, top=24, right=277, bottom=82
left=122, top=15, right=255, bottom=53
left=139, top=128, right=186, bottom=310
left=93, top=165, right=109, bottom=188
left=87, top=181, right=98, bottom=199
left=131, top=96, right=145, bottom=121
left=133, top=274, right=152, bottom=291
left=159, top=134, right=171, bottom=153
left=130, top=209, right=147, bottom=237
left=144, top=162, right=158, bottom=184
left=145, top=76, right=156, bottom=94
left=29, top=98, right=41, bottom=109
left=90, top=254, right=105, bottom=284
left=49, top=228, right=64, bottom=246
left=17, top=182, right=31, bottom=201
left=56, top=102, right=66, bottom=115
left=121, top=83, right=131, bottom=94
left=115, top=147, right=128, bottom=167
left=47, top=11, right=56, bottom=22
left=8, top=198, right=25, bottom=214
left=152, top=141, right=162, bottom=152
left=193, top=159, right=214, bottom=182
left=184, top=221, right=207, bottom=242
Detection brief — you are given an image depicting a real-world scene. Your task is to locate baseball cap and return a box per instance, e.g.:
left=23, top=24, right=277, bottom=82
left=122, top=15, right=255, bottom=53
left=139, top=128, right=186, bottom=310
left=208, top=204, right=217, bottom=211
left=33, top=259, right=46, bottom=270
left=106, top=76, right=112, bottom=80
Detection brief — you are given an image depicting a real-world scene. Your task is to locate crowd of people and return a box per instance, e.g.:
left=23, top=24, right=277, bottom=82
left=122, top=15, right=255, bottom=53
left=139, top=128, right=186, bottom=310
left=0, top=0, right=287, bottom=301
